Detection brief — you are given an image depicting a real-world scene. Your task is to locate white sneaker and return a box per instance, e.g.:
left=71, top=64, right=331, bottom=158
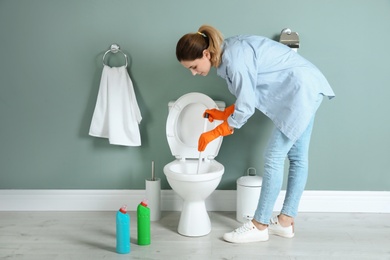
left=223, top=221, right=269, bottom=243
left=268, top=216, right=294, bottom=238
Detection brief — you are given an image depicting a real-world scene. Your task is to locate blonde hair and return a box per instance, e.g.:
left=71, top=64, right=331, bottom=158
left=176, top=25, right=224, bottom=67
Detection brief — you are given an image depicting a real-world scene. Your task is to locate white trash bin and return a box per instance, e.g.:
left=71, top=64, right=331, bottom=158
left=236, top=167, right=262, bottom=223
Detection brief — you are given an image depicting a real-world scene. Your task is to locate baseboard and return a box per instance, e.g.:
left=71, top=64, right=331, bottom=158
left=0, top=190, right=389, bottom=213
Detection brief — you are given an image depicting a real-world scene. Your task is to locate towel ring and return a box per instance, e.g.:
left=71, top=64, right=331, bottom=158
left=102, top=43, right=128, bottom=67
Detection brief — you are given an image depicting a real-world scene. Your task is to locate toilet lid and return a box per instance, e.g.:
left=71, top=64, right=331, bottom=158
left=166, top=92, right=223, bottom=159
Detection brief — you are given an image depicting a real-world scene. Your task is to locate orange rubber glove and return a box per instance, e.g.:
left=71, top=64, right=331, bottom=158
left=204, top=104, right=235, bottom=122
left=198, top=121, right=233, bottom=152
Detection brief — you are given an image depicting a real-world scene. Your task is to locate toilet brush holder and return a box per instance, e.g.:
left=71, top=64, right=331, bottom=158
left=146, top=178, right=161, bottom=221
left=145, top=161, right=161, bottom=221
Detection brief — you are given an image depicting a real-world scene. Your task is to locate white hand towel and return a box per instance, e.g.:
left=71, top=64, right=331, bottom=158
left=89, top=65, right=142, bottom=146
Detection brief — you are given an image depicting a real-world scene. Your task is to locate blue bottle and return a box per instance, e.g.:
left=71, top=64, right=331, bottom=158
left=116, top=205, right=130, bottom=254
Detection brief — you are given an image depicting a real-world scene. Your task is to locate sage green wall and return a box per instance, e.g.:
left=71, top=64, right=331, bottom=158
left=1, top=0, right=389, bottom=191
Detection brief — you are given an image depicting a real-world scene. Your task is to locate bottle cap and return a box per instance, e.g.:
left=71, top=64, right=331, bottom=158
left=140, top=200, right=148, bottom=207
left=119, top=205, right=127, bottom=213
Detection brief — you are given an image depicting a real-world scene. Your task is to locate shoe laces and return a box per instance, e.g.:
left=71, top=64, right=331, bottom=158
left=234, top=221, right=256, bottom=234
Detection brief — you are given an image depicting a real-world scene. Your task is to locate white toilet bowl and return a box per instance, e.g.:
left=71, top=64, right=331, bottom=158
left=163, top=92, right=225, bottom=237
left=164, top=159, right=224, bottom=236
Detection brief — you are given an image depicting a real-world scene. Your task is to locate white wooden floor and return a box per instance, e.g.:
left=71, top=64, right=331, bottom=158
left=0, top=211, right=389, bottom=260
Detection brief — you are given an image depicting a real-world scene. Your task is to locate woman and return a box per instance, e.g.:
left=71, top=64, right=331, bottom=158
left=176, top=25, right=335, bottom=243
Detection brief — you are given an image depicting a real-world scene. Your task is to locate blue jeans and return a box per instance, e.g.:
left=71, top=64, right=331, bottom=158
left=253, top=102, right=321, bottom=224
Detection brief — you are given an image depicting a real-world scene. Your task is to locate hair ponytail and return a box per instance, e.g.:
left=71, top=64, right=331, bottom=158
left=198, top=25, right=224, bottom=67
left=176, top=25, right=224, bottom=67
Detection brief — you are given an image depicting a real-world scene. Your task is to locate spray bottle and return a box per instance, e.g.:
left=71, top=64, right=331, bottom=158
left=116, top=205, right=130, bottom=254
left=137, top=200, right=151, bottom=245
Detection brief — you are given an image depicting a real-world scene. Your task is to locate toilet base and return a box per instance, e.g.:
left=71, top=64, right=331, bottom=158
left=178, top=200, right=211, bottom=237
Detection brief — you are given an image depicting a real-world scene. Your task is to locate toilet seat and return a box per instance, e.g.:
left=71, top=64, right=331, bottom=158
left=166, top=92, right=223, bottom=160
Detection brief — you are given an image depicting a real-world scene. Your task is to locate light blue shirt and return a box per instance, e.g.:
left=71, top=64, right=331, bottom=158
left=217, top=35, right=335, bottom=142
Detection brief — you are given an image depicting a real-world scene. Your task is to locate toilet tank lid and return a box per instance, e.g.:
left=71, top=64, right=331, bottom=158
left=168, top=100, right=225, bottom=110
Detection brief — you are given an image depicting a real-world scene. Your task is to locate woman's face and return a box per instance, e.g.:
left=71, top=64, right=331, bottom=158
left=180, top=50, right=211, bottom=76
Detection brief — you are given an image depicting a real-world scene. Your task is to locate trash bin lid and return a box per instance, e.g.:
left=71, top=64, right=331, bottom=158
left=237, top=175, right=262, bottom=187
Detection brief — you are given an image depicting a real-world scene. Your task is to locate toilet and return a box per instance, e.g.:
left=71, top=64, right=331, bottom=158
left=163, top=92, right=225, bottom=237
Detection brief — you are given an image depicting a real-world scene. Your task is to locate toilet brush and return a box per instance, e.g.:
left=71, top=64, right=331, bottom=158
left=196, top=113, right=209, bottom=174
left=145, top=160, right=161, bottom=221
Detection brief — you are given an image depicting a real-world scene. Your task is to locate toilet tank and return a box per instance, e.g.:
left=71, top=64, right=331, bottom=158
left=168, top=100, right=225, bottom=111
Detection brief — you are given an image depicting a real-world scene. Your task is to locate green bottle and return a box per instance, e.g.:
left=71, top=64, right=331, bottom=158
left=137, top=200, right=151, bottom=245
